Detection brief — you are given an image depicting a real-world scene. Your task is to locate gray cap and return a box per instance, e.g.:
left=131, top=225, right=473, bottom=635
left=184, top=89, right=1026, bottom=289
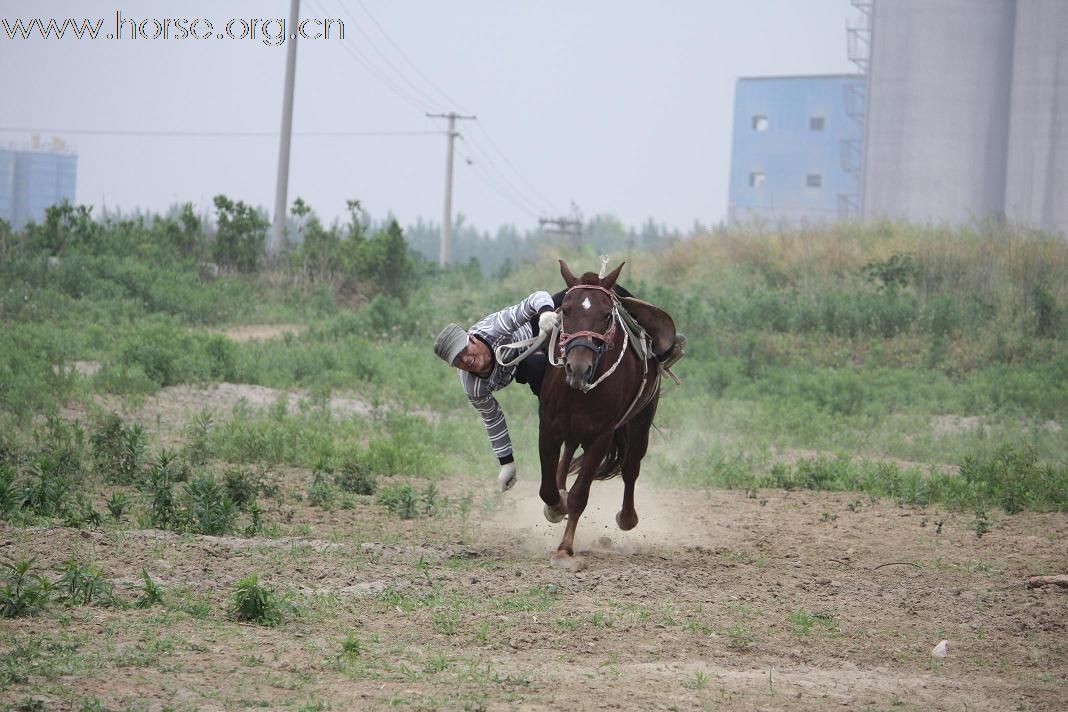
left=433, top=323, right=469, bottom=365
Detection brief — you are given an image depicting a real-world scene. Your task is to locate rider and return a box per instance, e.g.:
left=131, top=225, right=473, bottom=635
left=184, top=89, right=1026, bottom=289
left=433, top=286, right=685, bottom=493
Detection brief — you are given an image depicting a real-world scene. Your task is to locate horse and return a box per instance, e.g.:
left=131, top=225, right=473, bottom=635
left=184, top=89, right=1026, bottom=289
left=537, top=260, right=668, bottom=570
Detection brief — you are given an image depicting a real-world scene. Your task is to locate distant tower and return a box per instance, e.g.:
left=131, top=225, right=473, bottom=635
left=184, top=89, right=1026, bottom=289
left=0, top=142, right=77, bottom=230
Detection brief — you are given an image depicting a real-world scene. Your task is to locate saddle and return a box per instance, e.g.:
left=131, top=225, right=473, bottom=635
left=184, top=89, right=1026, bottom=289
left=618, top=297, right=677, bottom=358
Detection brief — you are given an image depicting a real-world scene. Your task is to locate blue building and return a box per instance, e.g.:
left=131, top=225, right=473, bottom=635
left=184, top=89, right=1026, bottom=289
left=0, top=144, right=78, bottom=230
left=727, top=74, right=865, bottom=227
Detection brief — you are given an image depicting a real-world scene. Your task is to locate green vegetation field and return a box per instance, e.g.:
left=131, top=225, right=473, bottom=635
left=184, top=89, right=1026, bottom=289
left=0, top=201, right=1065, bottom=710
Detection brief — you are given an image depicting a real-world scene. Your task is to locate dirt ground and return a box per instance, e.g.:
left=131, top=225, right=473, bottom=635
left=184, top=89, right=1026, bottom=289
left=1, top=466, right=1065, bottom=711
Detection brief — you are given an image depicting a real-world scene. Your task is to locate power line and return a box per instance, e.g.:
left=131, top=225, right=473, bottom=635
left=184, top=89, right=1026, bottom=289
left=352, top=0, right=470, bottom=114
left=307, top=0, right=437, bottom=113
left=332, top=0, right=449, bottom=113
left=0, top=127, right=441, bottom=138
left=464, top=158, right=542, bottom=222
left=459, top=133, right=552, bottom=216
left=471, top=122, right=560, bottom=215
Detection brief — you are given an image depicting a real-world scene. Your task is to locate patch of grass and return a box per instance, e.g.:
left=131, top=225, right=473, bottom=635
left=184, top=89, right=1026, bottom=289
left=494, top=585, right=557, bottom=613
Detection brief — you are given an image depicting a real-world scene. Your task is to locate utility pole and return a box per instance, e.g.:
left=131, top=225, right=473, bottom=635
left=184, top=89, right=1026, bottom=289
left=270, top=0, right=301, bottom=259
left=427, top=112, right=476, bottom=266
left=539, top=202, right=584, bottom=246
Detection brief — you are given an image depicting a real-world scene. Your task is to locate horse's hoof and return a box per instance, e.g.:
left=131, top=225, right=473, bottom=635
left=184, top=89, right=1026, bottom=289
left=616, top=510, right=639, bottom=531
left=550, top=551, right=586, bottom=571
left=543, top=503, right=566, bottom=523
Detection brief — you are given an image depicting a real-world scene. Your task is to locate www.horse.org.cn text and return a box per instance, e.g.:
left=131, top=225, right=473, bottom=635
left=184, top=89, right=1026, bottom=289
left=1, top=13, right=345, bottom=46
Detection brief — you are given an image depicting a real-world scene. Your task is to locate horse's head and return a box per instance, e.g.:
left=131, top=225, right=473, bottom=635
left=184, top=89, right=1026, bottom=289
left=557, top=259, right=624, bottom=390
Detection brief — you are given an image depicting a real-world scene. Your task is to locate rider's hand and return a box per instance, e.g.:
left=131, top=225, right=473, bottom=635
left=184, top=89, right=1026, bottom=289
left=498, top=461, right=517, bottom=492
left=538, top=311, right=560, bottom=334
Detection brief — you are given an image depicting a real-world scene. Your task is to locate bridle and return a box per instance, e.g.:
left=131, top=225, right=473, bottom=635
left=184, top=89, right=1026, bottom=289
left=549, top=284, right=629, bottom=392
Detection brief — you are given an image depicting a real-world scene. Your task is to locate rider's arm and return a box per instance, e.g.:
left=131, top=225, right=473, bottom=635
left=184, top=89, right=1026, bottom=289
left=474, top=291, right=554, bottom=341
left=458, top=369, right=514, bottom=464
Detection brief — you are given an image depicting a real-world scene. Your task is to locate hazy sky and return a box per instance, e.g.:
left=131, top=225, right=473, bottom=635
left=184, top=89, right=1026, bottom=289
left=1, top=1, right=856, bottom=232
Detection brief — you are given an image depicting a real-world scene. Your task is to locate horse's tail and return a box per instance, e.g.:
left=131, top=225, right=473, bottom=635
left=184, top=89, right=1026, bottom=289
left=566, top=427, right=629, bottom=481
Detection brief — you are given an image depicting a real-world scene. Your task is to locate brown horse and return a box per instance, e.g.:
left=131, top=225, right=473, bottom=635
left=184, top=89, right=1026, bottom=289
left=538, top=260, right=664, bottom=570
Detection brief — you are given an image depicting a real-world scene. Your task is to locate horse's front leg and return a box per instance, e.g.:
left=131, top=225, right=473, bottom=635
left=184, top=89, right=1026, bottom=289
left=555, top=441, right=577, bottom=500
left=551, top=432, right=612, bottom=571
left=539, top=429, right=567, bottom=523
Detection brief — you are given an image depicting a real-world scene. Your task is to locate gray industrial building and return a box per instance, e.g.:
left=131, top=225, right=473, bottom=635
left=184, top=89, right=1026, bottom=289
left=862, top=0, right=1068, bottom=238
left=0, top=141, right=78, bottom=230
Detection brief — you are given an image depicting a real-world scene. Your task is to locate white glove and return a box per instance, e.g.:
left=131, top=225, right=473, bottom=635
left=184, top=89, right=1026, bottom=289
left=538, top=311, right=560, bottom=334
left=497, top=462, right=517, bottom=492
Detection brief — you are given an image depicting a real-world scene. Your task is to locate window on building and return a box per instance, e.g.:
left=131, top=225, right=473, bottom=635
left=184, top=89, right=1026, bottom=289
left=749, top=172, right=765, bottom=188
left=809, top=116, right=825, bottom=131
left=806, top=173, right=822, bottom=188
left=751, top=115, right=768, bottom=131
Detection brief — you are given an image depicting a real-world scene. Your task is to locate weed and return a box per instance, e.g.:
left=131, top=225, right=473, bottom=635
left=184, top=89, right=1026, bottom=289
left=181, top=471, right=237, bottom=535
left=727, top=623, right=756, bottom=650
left=65, top=497, right=103, bottom=529
left=134, top=568, right=165, bottom=609
left=790, top=609, right=815, bottom=637
left=244, top=500, right=264, bottom=537
left=105, top=492, right=129, bottom=522
left=973, top=506, right=992, bottom=538
left=421, top=482, right=439, bottom=516
left=336, top=459, right=376, bottom=495
left=0, top=557, right=52, bottom=617
left=424, top=651, right=449, bottom=673
left=432, top=610, right=460, bottom=635
left=553, top=615, right=579, bottom=631
left=308, top=468, right=338, bottom=510
left=340, top=633, right=361, bottom=658
left=377, top=483, right=419, bottom=519
left=686, top=670, right=709, bottom=690
left=230, top=573, right=288, bottom=626
left=183, top=409, right=214, bottom=466
left=0, top=465, right=17, bottom=517
left=90, top=413, right=145, bottom=484
left=58, top=558, right=113, bottom=607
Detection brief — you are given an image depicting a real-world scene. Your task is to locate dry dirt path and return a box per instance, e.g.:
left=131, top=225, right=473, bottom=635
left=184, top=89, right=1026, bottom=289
left=1, top=476, right=1064, bottom=711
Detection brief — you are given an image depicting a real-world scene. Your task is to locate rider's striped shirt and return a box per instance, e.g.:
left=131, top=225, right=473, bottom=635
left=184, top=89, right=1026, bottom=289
left=459, top=291, right=554, bottom=463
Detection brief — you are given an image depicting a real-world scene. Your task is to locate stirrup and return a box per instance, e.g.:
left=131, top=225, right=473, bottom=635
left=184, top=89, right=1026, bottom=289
left=657, top=334, right=687, bottom=371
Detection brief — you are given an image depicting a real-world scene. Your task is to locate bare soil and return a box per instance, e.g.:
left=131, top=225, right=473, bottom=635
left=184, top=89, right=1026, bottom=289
left=1, top=469, right=1065, bottom=711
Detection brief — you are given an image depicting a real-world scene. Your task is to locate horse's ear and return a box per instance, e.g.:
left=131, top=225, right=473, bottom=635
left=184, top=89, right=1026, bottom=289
left=601, top=262, right=625, bottom=290
left=559, top=259, right=578, bottom=288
